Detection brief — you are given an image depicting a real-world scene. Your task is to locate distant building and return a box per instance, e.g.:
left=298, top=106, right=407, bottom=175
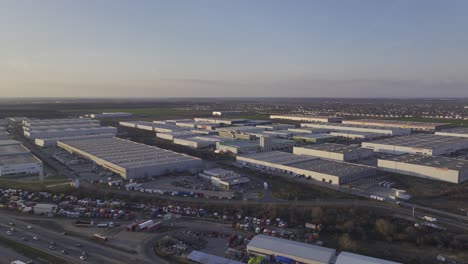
left=270, top=114, right=343, bottom=123
left=343, top=119, right=451, bottom=131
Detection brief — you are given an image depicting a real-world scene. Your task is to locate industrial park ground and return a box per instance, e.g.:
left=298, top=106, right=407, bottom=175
left=1, top=98, right=468, bottom=264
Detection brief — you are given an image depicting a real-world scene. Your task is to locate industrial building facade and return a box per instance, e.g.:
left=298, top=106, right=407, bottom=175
left=293, top=143, right=374, bottom=162
left=362, top=134, right=468, bottom=156
left=270, top=114, right=343, bottom=123
left=377, top=154, right=468, bottom=184
left=237, top=151, right=377, bottom=185
left=0, top=140, right=43, bottom=176
left=300, top=123, right=411, bottom=136
left=342, top=119, right=451, bottom=131
left=435, top=127, right=468, bottom=138
left=57, top=137, right=202, bottom=179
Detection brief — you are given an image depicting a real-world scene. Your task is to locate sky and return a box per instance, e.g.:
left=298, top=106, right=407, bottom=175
left=0, top=0, right=467, bottom=98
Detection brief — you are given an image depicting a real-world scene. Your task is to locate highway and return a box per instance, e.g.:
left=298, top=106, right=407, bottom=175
left=0, top=213, right=150, bottom=264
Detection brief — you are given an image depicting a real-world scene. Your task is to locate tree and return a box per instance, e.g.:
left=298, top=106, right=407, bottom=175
left=337, top=233, right=357, bottom=251
left=375, top=218, right=395, bottom=242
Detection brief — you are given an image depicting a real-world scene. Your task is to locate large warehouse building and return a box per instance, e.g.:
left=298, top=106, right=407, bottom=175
left=435, top=127, right=468, bottom=138
left=23, top=118, right=100, bottom=127
left=57, top=137, right=202, bottom=179
left=301, top=123, right=410, bottom=136
left=237, top=151, right=377, bottom=185
left=362, top=134, right=468, bottom=156
left=293, top=143, right=374, bottom=162
left=342, top=119, right=451, bottom=131
left=23, top=118, right=116, bottom=143
left=247, top=235, right=336, bottom=264
left=377, top=154, right=468, bottom=184
left=335, top=252, right=401, bottom=264
left=25, top=126, right=117, bottom=140
left=270, top=114, right=343, bottom=123
left=0, top=140, right=43, bottom=177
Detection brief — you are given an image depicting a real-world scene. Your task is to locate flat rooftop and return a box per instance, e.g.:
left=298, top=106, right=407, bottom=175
left=436, top=127, right=468, bottom=134
left=219, top=140, right=259, bottom=147
left=364, top=134, right=468, bottom=149
left=380, top=154, right=468, bottom=171
left=301, top=122, right=410, bottom=131
left=0, top=139, right=21, bottom=146
left=247, top=235, right=335, bottom=264
left=57, top=137, right=200, bottom=169
left=298, top=143, right=365, bottom=153
left=336, top=251, right=401, bottom=264
left=0, top=154, right=41, bottom=166
left=240, top=151, right=318, bottom=165
left=288, top=158, right=375, bottom=177
left=345, top=119, right=450, bottom=127
left=204, top=168, right=233, bottom=175
left=294, top=133, right=337, bottom=139
left=0, top=144, right=31, bottom=156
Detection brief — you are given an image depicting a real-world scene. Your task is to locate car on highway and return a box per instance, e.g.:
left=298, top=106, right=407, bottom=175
left=27, top=225, right=32, bottom=229
left=49, top=245, right=57, bottom=250
left=79, top=255, right=87, bottom=261
left=61, top=249, right=68, bottom=255
left=32, top=236, right=39, bottom=240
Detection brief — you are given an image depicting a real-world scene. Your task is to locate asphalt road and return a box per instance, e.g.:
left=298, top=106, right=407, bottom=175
left=0, top=213, right=151, bottom=264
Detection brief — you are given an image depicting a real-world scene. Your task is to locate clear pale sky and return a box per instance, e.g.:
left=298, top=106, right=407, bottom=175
left=1, top=0, right=467, bottom=98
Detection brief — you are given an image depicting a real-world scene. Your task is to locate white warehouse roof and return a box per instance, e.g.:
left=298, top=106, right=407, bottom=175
left=336, top=251, right=401, bottom=264
left=247, top=235, right=335, bottom=264
left=57, top=137, right=202, bottom=178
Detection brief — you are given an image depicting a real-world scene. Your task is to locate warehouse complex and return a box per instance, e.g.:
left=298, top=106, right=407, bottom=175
left=377, top=154, right=468, bottom=184
left=0, top=139, right=43, bottom=177
left=57, top=137, right=202, bottom=179
left=435, top=127, right=468, bottom=138
left=293, top=143, right=374, bottom=162
left=343, top=119, right=451, bottom=131
left=237, top=151, right=377, bottom=185
left=22, top=118, right=117, bottom=147
left=300, top=123, right=410, bottom=136
left=362, top=134, right=468, bottom=156
left=247, top=235, right=336, bottom=264
left=270, top=114, right=343, bottom=123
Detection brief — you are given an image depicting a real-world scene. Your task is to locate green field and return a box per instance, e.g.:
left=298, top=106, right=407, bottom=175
left=63, top=107, right=210, bottom=119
